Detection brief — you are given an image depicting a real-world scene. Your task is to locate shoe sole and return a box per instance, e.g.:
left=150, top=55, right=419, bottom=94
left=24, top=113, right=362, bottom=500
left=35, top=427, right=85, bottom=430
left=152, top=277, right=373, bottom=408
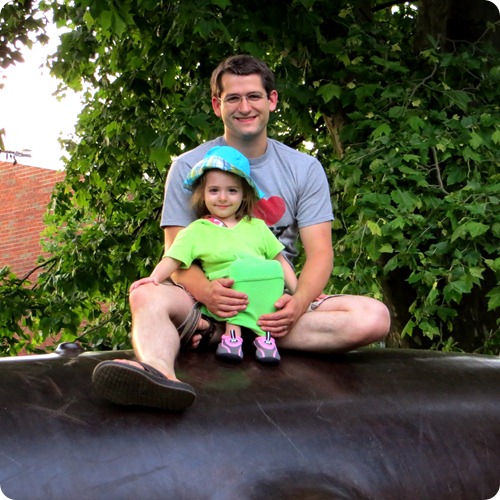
left=256, top=356, right=280, bottom=366
left=92, top=361, right=196, bottom=411
left=216, top=352, right=243, bottom=363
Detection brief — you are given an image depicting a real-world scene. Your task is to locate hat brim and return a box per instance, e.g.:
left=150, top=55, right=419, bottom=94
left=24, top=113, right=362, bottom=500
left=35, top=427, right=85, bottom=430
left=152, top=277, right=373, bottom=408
left=183, top=156, right=264, bottom=199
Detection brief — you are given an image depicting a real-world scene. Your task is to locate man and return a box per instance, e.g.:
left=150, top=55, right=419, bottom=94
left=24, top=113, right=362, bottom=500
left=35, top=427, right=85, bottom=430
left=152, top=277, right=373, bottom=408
left=92, top=55, right=391, bottom=411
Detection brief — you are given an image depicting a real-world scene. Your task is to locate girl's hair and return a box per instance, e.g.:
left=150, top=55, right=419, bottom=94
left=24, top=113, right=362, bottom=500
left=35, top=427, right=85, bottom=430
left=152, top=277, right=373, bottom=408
left=190, top=169, right=257, bottom=220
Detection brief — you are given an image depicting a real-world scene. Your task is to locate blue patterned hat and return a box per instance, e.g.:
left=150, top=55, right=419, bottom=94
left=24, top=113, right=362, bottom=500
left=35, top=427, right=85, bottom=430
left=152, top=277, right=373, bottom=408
left=183, top=146, right=264, bottom=199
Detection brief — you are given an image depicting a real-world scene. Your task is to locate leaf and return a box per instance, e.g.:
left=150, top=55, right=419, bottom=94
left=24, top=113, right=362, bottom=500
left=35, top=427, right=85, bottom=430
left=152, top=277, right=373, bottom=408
left=388, top=106, right=405, bottom=119
left=467, top=221, right=490, bottom=238
left=390, top=190, right=422, bottom=212
left=486, top=286, right=500, bottom=311
left=366, top=220, right=382, bottom=236
left=112, top=11, right=128, bottom=37
left=444, top=279, right=472, bottom=303
left=445, top=90, right=472, bottom=111
left=406, top=115, right=425, bottom=131
left=366, top=238, right=381, bottom=261
left=371, top=56, right=409, bottom=73
left=468, top=132, right=483, bottom=149
left=401, top=319, right=415, bottom=338
left=379, top=243, right=394, bottom=253
left=99, top=10, right=113, bottom=32
left=492, top=129, right=500, bottom=145
left=370, top=123, right=392, bottom=138
left=485, top=258, right=500, bottom=273
left=420, top=321, right=440, bottom=339
left=355, top=84, right=378, bottom=99
left=402, top=154, right=420, bottom=163
left=446, top=164, right=467, bottom=185
left=462, top=146, right=482, bottom=162
left=317, top=83, right=341, bottom=103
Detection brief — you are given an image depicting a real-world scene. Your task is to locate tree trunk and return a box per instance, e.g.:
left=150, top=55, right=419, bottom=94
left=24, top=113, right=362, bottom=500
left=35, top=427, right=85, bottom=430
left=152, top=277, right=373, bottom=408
left=415, top=0, right=500, bottom=52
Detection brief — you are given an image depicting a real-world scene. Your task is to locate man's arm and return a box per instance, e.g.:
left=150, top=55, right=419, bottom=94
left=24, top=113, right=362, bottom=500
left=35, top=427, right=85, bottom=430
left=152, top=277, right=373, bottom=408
left=258, top=222, right=333, bottom=335
left=275, top=253, right=297, bottom=293
left=164, top=226, right=248, bottom=318
left=292, top=222, right=333, bottom=311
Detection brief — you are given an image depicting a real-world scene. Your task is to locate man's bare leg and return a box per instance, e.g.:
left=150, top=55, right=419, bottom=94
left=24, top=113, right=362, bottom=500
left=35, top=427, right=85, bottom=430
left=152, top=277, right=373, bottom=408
left=115, top=282, right=197, bottom=380
left=91, top=282, right=202, bottom=410
left=276, top=295, right=390, bottom=353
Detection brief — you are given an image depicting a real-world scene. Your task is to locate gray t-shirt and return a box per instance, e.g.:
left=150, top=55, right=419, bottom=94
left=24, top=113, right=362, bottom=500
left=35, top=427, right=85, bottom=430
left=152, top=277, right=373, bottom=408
left=161, top=137, right=334, bottom=265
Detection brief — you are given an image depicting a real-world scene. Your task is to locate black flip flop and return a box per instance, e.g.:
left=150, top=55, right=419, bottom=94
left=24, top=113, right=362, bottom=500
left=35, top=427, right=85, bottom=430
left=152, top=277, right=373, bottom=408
left=92, top=360, right=196, bottom=411
left=178, top=302, right=220, bottom=351
left=194, top=316, right=219, bottom=351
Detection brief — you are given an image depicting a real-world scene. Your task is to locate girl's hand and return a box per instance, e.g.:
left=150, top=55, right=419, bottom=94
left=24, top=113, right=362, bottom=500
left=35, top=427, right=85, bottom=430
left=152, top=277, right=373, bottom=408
left=314, top=293, right=328, bottom=302
left=129, top=277, right=159, bottom=293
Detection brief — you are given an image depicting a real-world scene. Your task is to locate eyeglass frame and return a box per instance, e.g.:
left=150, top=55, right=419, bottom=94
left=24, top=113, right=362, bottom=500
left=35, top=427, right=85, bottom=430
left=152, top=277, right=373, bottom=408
left=216, top=92, right=270, bottom=106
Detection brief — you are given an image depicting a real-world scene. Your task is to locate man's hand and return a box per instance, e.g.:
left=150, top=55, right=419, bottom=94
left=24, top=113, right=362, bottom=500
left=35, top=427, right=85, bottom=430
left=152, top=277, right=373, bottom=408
left=257, top=294, right=306, bottom=337
left=202, top=278, right=248, bottom=318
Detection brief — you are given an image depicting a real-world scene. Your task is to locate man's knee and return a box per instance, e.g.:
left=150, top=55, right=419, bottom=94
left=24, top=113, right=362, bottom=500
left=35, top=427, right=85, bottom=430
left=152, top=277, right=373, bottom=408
left=129, top=282, right=167, bottom=312
left=367, top=299, right=391, bottom=341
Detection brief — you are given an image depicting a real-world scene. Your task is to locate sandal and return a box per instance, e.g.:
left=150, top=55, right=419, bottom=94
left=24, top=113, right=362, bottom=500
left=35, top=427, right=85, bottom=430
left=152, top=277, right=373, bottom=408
left=178, top=303, right=219, bottom=351
left=216, top=330, right=244, bottom=363
left=92, top=360, right=196, bottom=411
left=254, top=332, right=281, bottom=366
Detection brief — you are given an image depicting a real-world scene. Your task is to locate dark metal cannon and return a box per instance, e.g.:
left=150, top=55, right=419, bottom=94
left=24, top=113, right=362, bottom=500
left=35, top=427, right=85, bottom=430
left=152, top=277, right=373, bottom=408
left=1, top=346, right=499, bottom=499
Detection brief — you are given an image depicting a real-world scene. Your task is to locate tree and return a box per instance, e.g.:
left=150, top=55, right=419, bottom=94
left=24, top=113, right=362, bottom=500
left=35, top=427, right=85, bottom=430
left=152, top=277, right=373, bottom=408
left=1, top=0, right=499, bottom=355
left=0, top=0, right=48, bottom=74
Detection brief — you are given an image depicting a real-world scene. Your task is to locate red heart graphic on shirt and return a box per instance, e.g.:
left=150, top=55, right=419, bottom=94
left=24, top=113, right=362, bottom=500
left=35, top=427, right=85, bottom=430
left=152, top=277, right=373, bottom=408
left=254, top=196, right=286, bottom=226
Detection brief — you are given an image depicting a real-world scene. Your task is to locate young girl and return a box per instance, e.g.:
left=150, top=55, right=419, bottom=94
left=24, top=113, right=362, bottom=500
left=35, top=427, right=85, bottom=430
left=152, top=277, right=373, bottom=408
left=130, top=146, right=296, bottom=364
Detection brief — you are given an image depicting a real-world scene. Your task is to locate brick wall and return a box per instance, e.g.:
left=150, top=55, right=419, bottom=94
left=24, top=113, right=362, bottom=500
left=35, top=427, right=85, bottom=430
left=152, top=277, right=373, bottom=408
left=0, top=161, right=65, bottom=280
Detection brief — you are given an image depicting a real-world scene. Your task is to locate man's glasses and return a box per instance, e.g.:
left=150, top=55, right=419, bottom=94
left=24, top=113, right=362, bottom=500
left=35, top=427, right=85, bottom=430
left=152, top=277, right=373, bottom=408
left=217, top=93, right=267, bottom=106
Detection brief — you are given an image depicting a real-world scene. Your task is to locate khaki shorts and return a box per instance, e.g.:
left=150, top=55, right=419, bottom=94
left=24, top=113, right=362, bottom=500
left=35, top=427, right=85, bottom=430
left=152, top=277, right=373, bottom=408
left=307, top=294, right=342, bottom=312
left=164, top=280, right=341, bottom=319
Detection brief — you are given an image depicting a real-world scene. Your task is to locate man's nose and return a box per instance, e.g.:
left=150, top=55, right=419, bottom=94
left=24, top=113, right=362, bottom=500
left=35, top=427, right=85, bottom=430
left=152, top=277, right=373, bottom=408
left=237, top=98, right=252, bottom=112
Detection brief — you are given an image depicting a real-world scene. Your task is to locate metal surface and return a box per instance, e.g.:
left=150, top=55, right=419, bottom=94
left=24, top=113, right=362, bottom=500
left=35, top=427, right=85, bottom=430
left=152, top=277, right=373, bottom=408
left=0, top=346, right=499, bottom=499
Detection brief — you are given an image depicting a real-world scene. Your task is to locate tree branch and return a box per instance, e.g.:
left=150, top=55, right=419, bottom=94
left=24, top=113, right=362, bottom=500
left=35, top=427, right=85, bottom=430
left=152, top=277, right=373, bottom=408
left=431, top=147, right=449, bottom=195
left=323, top=113, right=344, bottom=160
left=408, top=64, right=438, bottom=103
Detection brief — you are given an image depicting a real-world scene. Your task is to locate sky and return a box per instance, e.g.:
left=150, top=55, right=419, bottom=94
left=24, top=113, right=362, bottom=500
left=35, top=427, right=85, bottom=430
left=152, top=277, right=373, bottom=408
left=0, top=17, right=82, bottom=170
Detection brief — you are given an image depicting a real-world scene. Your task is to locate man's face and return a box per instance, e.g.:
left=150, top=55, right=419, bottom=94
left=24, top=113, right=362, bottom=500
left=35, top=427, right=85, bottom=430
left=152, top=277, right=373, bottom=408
left=212, top=73, right=278, bottom=143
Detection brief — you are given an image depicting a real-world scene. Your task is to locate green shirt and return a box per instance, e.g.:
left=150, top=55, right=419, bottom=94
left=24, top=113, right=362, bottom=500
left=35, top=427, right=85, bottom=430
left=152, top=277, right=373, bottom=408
left=165, top=217, right=285, bottom=334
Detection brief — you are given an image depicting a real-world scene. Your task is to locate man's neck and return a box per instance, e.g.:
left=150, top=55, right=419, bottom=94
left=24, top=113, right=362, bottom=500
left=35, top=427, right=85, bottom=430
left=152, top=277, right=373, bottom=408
left=223, top=134, right=268, bottom=159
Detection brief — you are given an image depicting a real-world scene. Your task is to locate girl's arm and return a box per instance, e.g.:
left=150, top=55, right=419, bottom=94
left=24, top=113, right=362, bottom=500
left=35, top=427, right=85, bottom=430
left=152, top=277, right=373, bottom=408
left=275, top=253, right=297, bottom=294
left=129, top=256, right=181, bottom=292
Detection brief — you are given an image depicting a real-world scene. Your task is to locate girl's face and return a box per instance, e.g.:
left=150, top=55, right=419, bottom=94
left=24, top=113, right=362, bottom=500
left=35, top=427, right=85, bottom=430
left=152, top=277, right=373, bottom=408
left=203, top=170, right=244, bottom=225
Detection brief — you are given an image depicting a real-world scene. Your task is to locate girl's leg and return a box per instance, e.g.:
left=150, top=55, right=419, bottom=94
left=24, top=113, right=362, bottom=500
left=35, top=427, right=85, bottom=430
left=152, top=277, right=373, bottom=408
left=216, top=323, right=244, bottom=363
left=224, top=323, right=242, bottom=337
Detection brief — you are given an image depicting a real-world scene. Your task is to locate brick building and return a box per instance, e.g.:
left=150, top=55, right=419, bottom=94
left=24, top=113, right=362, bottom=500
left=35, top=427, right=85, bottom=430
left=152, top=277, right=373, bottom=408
left=0, top=161, right=65, bottom=280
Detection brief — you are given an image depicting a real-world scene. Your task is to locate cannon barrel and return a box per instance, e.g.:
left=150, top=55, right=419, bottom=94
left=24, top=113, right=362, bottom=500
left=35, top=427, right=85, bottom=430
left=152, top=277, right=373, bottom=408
left=1, top=347, right=499, bottom=499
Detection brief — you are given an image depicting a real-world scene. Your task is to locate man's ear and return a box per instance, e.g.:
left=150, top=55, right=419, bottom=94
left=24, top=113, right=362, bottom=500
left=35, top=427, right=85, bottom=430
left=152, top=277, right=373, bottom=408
left=268, top=90, right=279, bottom=112
left=212, top=96, right=222, bottom=117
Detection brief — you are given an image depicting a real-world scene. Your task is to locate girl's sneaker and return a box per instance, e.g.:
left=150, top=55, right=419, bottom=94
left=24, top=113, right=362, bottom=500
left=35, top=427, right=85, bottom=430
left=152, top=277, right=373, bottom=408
left=254, top=332, right=280, bottom=366
left=216, top=330, right=243, bottom=363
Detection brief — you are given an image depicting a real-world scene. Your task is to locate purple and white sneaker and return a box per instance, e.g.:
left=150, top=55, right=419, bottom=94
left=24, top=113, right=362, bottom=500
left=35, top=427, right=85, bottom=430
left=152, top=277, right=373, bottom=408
left=216, top=330, right=243, bottom=363
left=254, top=332, right=280, bottom=366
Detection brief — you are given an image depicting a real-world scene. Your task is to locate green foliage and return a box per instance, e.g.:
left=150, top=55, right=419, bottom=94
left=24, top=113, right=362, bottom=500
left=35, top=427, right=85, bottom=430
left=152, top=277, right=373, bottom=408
left=0, top=267, right=37, bottom=355
left=0, top=0, right=48, bottom=72
left=1, top=0, right=498, bottom=354
left=327, top=12, right=500, bottom=352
